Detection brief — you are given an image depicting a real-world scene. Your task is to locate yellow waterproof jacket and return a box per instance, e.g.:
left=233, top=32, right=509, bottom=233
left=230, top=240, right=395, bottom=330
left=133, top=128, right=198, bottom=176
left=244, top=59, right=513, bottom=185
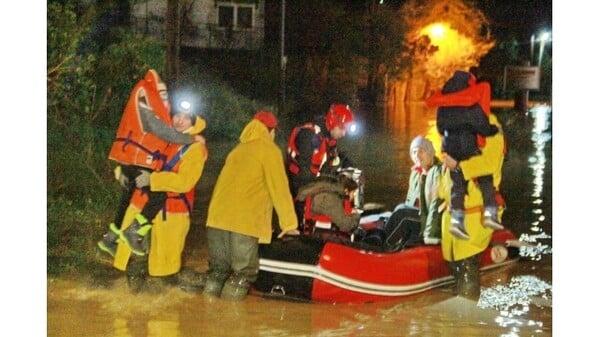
left=113, top=117, right=208, bottom=276
left=206, top=119, right=297, bottom=244
left=440, top=113, right=505, bottom=262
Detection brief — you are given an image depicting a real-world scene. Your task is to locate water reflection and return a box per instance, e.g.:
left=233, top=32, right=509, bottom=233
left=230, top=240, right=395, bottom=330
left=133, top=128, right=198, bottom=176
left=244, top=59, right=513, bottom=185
left=112, top=316, right=181, bottom=337
left=516, top=105, right=553, bottom=260
left=528, top=105, right=551, bottom=234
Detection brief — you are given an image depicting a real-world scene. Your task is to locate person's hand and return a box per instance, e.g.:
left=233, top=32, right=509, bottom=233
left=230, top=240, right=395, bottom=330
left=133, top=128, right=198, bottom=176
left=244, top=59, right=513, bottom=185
left=114, top=165, right=129, bottom=188
left=193, top=134, right=206, bottom=144
left=277, top=228, right=300, bottom=239
left=443, top=154, right=459, bottom=170
left=118, top=173, right=129, bottom=188
left=135, top=171, right=151, bottom=188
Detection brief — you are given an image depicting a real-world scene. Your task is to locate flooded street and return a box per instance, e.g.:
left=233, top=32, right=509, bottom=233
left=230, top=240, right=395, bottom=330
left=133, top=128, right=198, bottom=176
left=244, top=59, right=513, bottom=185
left=47, top=103, right=553, bottom=336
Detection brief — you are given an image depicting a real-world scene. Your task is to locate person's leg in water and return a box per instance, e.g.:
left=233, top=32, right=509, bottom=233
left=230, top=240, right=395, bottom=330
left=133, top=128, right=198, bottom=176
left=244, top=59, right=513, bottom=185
left=220, top=232, right=259, bottom=301
left=204, top=227, right=233, bottom=297
left=477, top=175, right=504, bottom=230
left=449, top=168, right=470, bottom=240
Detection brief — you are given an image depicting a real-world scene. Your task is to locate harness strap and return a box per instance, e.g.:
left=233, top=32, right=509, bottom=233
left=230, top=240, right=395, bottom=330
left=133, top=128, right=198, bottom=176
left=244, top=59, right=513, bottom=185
left=163, top=144, right=191, bottom=171
left=161, top=193, right=193, bottom=221
left=116, top=130, right=167, bottom=164
left=160, top=143, right=193, bottom=221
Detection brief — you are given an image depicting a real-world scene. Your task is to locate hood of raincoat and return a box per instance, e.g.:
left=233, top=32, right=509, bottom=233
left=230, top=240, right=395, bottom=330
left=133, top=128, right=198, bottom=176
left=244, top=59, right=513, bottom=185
left=205, top=118, right=297, bottom=244
left=239, top=118, right=270, bottom=143
left=183, top=116, right=206, bottom=135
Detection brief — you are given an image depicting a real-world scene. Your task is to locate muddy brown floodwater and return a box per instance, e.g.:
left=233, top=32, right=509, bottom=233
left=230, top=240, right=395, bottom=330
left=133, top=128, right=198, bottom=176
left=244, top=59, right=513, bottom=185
left=48, top=103, right=553, bottom=336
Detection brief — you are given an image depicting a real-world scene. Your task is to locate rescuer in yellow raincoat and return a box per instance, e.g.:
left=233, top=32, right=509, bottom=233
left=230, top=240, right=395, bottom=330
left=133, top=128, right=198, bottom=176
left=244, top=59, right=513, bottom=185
left=203, top=111, right=299, bottom=300
left=112, top=105, right=208, bottom=292
left=438, top=112, right=505, bottom=297
left=427, top=72, right=506, bottom=298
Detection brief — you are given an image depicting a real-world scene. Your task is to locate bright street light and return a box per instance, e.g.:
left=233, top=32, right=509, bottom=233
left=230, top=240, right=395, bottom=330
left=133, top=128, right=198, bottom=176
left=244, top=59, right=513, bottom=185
left=538, top=31, right=551, bottom=66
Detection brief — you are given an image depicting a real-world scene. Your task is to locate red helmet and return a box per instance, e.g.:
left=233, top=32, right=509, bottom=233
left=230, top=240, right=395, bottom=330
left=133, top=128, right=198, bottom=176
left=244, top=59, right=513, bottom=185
left=325, top=104, right=355, bottom=131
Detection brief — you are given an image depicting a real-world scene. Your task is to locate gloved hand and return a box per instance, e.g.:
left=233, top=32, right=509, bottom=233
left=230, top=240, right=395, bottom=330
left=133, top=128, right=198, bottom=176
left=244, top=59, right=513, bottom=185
left=114, top=165, right=129, bottom=188
left=135, top=171, right=151, bottom=189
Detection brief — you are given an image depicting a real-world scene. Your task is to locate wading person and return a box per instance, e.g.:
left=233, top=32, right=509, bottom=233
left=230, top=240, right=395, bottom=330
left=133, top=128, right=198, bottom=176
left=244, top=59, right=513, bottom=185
left=286, top=103, right=356, bottom=229
left=426, top=70, right=503, bottom=240
left=112, top=105, right=208, bottom=293
left=432, top=89, right=507, bottom=298
left=203, top=111, right=299, bottom=301
left=97, top=69, right=204, bottom=257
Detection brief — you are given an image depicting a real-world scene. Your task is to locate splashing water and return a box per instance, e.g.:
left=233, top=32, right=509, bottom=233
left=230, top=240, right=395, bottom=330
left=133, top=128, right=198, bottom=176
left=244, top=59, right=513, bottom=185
left=478, top=275, right=552, bottom=318
left=517, top=232, right=553, bottom=261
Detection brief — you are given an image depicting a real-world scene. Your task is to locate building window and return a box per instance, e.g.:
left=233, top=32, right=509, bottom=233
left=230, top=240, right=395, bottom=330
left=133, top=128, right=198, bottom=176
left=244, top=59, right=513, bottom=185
left=237, top=6, right=252, bottom=29
left=217, top=3, right=254, bottom=29
left=217, top=5, right=233, bottom=28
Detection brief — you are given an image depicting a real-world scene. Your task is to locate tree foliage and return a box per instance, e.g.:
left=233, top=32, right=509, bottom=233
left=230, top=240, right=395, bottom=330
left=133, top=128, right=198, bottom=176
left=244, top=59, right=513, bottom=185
left=399, top=0, right=496, bottom=88
left=283, top=0, right=409, bottom=119
left=47, top=1, right=168, bottom=205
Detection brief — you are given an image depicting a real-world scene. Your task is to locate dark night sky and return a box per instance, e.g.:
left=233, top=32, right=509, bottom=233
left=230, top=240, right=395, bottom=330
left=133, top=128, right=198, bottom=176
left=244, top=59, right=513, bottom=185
left=265, top=0, right=553, bottom=47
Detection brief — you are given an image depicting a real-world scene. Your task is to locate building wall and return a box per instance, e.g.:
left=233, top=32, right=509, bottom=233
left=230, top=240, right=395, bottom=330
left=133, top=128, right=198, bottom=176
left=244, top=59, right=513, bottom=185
left=131, top=0, right=264, bottom=50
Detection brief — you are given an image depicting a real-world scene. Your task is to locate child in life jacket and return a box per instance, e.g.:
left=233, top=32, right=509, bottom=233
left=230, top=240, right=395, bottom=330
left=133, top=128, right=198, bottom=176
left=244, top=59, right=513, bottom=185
left=98, top=69, right=204, bottom=256
left=426, top=70, right=504, bottom=240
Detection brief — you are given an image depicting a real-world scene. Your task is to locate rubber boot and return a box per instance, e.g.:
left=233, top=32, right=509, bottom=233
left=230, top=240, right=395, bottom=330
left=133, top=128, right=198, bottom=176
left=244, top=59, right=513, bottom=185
left=121, top=214, right=152, bottom=256
left=177, top=269, right=207, bottom=293
left=449, top=210, right=470, bottom=240
left=446, top=261, right=463, bottom=295
left=125, top=255, right=148, bottom=294
left=483, top=207, right=504, bottom=230
left=456, top=255, right=481, bottom=299
left=203, top=270, right=231, bottom=298
left=97, top=223, right=120, bottom=257
left=220, top=274, right=252, bottom=301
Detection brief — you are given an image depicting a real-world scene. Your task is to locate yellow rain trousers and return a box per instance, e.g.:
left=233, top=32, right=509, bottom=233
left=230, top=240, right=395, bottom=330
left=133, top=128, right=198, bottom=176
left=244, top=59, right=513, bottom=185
left=113, top=117, right=208, bottom=276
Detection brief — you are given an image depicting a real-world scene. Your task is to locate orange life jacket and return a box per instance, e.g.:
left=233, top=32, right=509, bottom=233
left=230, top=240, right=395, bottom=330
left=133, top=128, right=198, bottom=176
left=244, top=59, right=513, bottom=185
left=129, top=143, right=195, bottom=217
left=287, top=123, right=334, bottom=176
left=302, top=196, right=353, bottom=240
left=426, top=81, right=492, bottom=148
left=108, top=70, right=172, bottom=170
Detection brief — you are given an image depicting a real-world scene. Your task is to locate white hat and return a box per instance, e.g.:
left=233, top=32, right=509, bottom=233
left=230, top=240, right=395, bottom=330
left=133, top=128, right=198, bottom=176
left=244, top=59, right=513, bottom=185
left=410, top=135, right=434, bottom=157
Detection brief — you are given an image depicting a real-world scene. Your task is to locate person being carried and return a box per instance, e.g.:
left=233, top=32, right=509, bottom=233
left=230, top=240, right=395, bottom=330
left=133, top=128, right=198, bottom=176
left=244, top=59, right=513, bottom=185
left=112, top=104, right=208, bottom=293
left=384, top=135, right=444, bottom=250
left=426, top=70, right=503, bottom=240
left=97, top=69, right=204, bottom=257
left=296, top=174, right=361, bottom=242
left=286, top=103, right=356, bottom=230
left=203, top=111, right=300, bottom=301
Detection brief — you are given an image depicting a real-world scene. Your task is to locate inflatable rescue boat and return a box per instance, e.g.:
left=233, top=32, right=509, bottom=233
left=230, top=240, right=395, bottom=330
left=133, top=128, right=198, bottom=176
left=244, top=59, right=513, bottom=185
left=254, top=225, right=518, bottom=303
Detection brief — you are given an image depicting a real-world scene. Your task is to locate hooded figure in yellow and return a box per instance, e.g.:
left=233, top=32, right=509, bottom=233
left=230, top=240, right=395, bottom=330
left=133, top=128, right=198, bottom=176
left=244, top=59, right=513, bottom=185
left=438, top=112, right=505, bottom=297
left=113, top=109, right=208, bottom=284
left=204, top=111, right=299, bottom=301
